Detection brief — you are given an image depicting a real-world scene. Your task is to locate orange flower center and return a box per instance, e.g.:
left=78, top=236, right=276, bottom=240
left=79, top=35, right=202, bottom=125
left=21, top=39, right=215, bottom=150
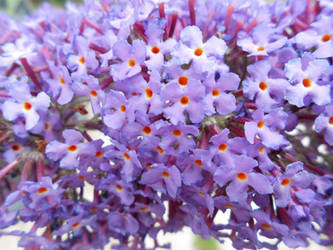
left=45, top=122, right=50, bottom=130
left=194, top=159, right=203, bottom=167
left=212, top=88, right=220, bottom=97
left=172, top=129, right=182, bottom=136
left=194, top=48, right=203, bottom=56
left=123, top=153, right=130, bottom=161
left=259, top=146, right=265, bottom=153
left=151, top=46, right=160, bottom=54
left=225, top=204, right=235, bottom=209
left=120, top=105, right=126, bottom=112
left=71, top=222, right=81, bottom=229
left=162, top=171, right=170, bottom=178
left=259, top=81, right=268, bottom=91
left=180, top=96, right=189, bottom=105
left=115, top=184, right=123, bottom=191
left=329, top=116, right=333, bottom=125
left=156, top=146, right=164, bottom=154
left=11, top=144, right=21, bottom=151
left=322, top=34, right=332, bottom=42
left=281, top=177, right=290, bottom=186
left=198, top=191, right=206, bottom=197
left=79, top=175, right=86, bottom=180
left=257, top=46, right=265, bottom=51
left=257, top=120, right=265, bottom=129
left=140, top=207, right=150, bottom=212
left=78, top=56, right=85, bottom=64
left=218, top=143, right=228, bottom=151
left=37, top=187, right=49, bottom=195
left=59, top=77, right=65, bottom=85
left=95, top=151, right=103, bottom=158
left=261, top=223, right=273, bottom=230
left=142, top=126, right=152, bottom=135
left=236, top=172, right=248, bottom=181
left=67, top=145, right=78, bottom=152
left=178, top=76, right=189, bottom=86
left=24, top=102, right=32, bottom=111
left=145, top=88, right=153, bottom=98
left=90, top=90, right=98, bottom=97
left=128, top=58, right=136, bottom=67
left=302, top=78, right=311, bottom=88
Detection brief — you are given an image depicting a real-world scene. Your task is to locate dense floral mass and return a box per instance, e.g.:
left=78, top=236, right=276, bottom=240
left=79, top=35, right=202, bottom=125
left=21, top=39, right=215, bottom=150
left=0, top=0, right=333, bottom=249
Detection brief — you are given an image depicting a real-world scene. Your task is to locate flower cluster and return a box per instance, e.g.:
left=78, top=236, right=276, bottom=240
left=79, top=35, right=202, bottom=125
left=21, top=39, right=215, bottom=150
left=0, top=0, right=333, bottom=249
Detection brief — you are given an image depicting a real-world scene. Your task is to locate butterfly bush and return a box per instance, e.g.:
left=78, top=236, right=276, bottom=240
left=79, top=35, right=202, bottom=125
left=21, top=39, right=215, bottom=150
left=0, top=0, right=333, bottom=249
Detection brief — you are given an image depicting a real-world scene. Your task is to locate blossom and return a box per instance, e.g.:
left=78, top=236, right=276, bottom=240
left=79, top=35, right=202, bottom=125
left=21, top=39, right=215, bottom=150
left=45, top=129, right=96, bottom=169
left=171, top=25, right=227, bottom=73
left=284, top=56, right=331, bottom=107
left=314, top=104, right=333, bottom=145
left=110, top=39, right=146, bottom=81
left=2, top=82, right=50, bottom=130
left=244, top=109, right=289, bottom=149
left=140, top=164, right=181, bottom=198
left=0, top=0, right=333, bottom=249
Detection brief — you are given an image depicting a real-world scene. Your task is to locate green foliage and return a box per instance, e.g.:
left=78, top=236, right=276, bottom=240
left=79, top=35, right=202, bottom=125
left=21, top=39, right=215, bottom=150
left=0, top=0, right=31, bottom=17
left=194, top=236, right=219, bottom=250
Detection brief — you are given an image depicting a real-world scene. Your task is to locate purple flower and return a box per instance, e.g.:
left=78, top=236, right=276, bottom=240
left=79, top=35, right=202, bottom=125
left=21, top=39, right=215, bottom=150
left=284, top=57, right=331, bottom=107
left=294, top=15, right=333, bottom=58
left=214, top=155, right=273, bottom=202
left=44, top=63, right=74, bottom=105
left=252, top=209, right=289, bottom=239
left=273, top=162, right=315, bottom=207
left=108, top=211, right=139, bottom=235
left=102, top=90, right=129, bottom=129
left=72, top=75, right=104, bottom=114
left=140, top=164, right=181, bottom=198
left=244, top=108, right=289, bottom=149
left=2, top=82, right=50, bottom=130
left=237, top=24, right=287, bottom=56
left=144, top=18, right=177, bottom=71
left=243, top=59, right=288, bottom=112
left=204, top=71, right=240, bottom=115
left=110, top=39, right=146, bottom=81
left=314, top=104, right=333, bottom=145
left=172, top=25, right=227, bottom=73
left=45, top=129, right=96, bottom=169
left=67, top=36, right=99, bottom=79
left=161, top=76, right=206, bottom=124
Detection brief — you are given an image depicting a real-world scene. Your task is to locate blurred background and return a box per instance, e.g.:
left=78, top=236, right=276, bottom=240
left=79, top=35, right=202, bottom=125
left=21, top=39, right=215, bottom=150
left=0, top=0, right=331, bottom=249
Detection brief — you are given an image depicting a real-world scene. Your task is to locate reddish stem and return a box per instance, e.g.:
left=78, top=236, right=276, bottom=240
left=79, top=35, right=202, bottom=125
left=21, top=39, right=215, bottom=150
left=188, top=0, right=196, bottom=25
left=20, top=159, right=33, bottom=182
left=5, top=63, right=19, bottom=77
left=0, top=91, right=9, bottom=98
left=100, top=76, right=113, bottom=90
left=228, top=125, right=245, bottom=137
left=80, top=18, right=104, bottom=35
left=89, top=43, right=108, bottom=54
left=158, top=3, right=165, bottom=18
left=244, top=102, right=257, bottom=110
left=36, top=159, right=45, bottom=182
left=168, top=14, right=178, bottom=38
left=0, top=159, right=19, bottom=181
left=133, top=22, right=148, bottom=43
left=233, top=90, right=243, bottom=97
left=82, top=131, right=93, bottom=142
left=229, top=117, right=251, bottom=124
left=20, top=58, right=41, bottom=90
left=244, top=18, right=259, bottom=33
left=224, top=6, right=234, bottom=34
left=284, top=153, right=329, bottom=175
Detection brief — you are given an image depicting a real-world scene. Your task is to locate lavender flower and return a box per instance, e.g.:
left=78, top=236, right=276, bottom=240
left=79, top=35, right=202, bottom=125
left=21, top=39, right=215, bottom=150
left=0, top=0, right=332, bottom=249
